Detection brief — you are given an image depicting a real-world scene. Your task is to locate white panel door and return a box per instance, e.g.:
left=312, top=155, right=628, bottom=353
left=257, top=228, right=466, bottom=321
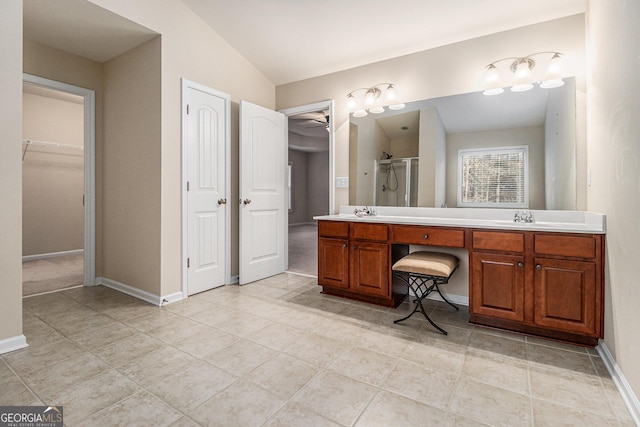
left=185, top=84, right=229, bottom=295
left=240, top=101, right=287, bottom=284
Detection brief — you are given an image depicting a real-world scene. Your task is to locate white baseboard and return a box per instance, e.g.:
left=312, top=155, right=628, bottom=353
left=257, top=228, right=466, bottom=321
left=96, top=277, right=183, bottom=307
left=0, top=334, right=28, bottom=355
left=23, top=249, right=84, bottom=262
left=598, top=341, right=640, bottom=426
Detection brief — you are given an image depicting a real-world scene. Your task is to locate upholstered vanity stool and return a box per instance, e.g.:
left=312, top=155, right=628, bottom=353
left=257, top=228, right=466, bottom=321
left=392, top=251, right=460, bottom=335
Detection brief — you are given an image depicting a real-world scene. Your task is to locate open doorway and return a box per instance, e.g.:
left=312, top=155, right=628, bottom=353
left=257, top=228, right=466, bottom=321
left=22, top=76, right=95, bottom=296
left=285, top=103, right=332, bottom=276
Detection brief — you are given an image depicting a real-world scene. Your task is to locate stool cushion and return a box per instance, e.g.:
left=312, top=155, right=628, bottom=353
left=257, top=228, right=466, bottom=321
left=392, top=251, right=459, bottom=277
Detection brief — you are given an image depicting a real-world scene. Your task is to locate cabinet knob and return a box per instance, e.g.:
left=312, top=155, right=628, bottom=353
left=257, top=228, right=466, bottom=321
left=353, top=245, right=358, bottom=250
left=423, top=234, right=429, bottom=240
left=342, top=244, right=347, bottom=248
left=536, top=264, right=542, bottom=270
left=517, top=262, right=523, bottom=268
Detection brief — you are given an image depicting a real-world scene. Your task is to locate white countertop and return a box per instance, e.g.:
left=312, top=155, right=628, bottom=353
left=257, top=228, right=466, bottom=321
left=314, top=206, right=606, bottom=234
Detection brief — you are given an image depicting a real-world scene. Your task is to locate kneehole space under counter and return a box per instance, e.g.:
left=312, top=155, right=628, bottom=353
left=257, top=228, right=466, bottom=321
left=315, top=206, right=606, bottom=347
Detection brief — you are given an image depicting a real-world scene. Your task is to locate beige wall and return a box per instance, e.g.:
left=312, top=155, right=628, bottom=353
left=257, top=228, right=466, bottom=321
left=587, top=0, right=640, bottom=408
left=0, top=0, right=23, bottom=344
left=102, top=37, right=161, bottom=294
left=87, top=0, right=275, bottom=294
left=445, top=126, right=546, bottom=209
left=276, top=15, right=586, bottom=212
left=22, top=92, right=84, bottom=256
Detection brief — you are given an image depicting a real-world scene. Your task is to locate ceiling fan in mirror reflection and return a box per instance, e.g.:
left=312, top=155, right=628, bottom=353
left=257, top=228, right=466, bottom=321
left=483, top=52, right=566, bottom=95
left=346, top=83, right=406, bottom=117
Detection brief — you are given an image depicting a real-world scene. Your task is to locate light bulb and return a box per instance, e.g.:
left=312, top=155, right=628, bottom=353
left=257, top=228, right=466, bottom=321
left=346, top=94, right=357, bottom=110
left=511, top=59, right=533, bottom=92
left=364, top=88, right=377, bottom=106
left=384, top=84, right=397, bottom=102
left=483, top=64, right=504, bottom=96
left=540, top=53, right=565, bottom=88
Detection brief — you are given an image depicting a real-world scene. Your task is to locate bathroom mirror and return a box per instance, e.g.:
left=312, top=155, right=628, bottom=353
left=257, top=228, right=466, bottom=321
left=349, top=77, right=577, bottom=210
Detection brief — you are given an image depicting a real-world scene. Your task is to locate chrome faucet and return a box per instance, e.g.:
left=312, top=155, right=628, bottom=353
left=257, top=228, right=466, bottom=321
left=354, top=206, right=376, bottom=217
left=514, top=210, right=535, bottom=223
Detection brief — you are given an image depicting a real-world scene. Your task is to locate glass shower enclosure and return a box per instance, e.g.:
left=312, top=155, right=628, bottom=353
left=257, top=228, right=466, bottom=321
left=374, top=157, right=419, bottom=207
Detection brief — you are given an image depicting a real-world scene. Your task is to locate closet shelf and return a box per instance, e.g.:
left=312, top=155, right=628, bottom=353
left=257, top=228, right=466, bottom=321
left=22, top=139, right=84, bottom=161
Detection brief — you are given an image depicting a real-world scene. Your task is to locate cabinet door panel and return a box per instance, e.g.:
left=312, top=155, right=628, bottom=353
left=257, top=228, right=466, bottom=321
left=471, top=253, right=525, bottom=321
left=534, top=258, right=597, bottom=335
left=318, top=238, right=349, bottom=289
left=350, top=241, right=389, bottom=297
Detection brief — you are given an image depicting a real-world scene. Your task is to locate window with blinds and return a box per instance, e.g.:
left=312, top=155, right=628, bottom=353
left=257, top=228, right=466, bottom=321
left=457, top=146, right=529, bottom=208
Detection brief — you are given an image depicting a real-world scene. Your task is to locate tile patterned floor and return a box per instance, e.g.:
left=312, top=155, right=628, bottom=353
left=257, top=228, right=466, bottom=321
left=1, top=273, right=635, bottom=426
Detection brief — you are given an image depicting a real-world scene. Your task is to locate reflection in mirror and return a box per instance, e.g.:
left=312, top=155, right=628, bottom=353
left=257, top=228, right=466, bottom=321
left=349, top=77, right=577, bottom=210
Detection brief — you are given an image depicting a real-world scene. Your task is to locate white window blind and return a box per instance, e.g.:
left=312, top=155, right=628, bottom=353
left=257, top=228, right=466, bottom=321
left=458, top=146, right=529, bottom=208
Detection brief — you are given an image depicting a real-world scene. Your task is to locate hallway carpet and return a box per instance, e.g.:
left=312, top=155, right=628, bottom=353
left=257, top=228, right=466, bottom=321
left=22, top=253, right=83, bottom=296
left=288, top=223, right=317, bottom=276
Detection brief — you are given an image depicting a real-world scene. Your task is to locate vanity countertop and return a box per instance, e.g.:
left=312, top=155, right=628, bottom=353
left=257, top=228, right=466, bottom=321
left=314, top=206, right=606, bottom=234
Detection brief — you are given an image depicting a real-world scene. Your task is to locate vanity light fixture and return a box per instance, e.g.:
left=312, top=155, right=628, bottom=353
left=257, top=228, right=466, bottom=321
left=346, top=83, right=405, bottom=116
left=483, top=52, right=566, bottom=95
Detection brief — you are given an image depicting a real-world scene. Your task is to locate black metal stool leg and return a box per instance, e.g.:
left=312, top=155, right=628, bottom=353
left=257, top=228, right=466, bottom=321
left=414, top=293, right=448, bottom=335
left=434, top=283, right=459, bottom=311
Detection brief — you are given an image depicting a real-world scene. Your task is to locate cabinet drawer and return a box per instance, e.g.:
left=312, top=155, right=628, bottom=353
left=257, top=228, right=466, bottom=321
left=535, top=234, right=596, bottom=259
left=472, top=231, right=525, bottom=253
left=392, top=225, right=465, bottom=248
left=318, top=221, right=349, bottom=238
left=350, top=223, right=388, bottom=242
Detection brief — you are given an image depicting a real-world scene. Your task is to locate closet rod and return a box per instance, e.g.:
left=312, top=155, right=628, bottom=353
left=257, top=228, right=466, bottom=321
left=22, top=138, right=84, bottom=152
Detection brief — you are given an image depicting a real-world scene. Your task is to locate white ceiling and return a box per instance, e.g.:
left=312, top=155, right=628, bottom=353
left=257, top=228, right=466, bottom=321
left=181, top=0, right=587, bottom=85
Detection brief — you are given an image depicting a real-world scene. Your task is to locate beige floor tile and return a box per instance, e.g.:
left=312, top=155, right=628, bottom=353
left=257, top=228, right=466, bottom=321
left=602, top=378, right=636, bottom=424
left=246, top=321, right=308, bottom=351
left=244, top=353, right=319, bottom=400
left=469, top=329, right=528, bottom=362
left=190, top=304, right=244, bottom=326
left=526, top=335, right=590, bottom=354
left=0, top=366, right=40, bottom=406
left=190, top=380, right=285, bottom=427
left=122, top=309, right=182, bottom=332
left=3, top=337, right=84, bottom=377
left=416, top=324, right=473, bottom=348
left=167, top=416, right=201, bottom=427
left=355, top=328, right=414, bottom=357
left=327, top=346, right=397, bottom=386
left=147, top=361, right=238, bottom=412
left=22, top=317, right=66, bottom=346
left=46, top=369, right=141, bottom=425
left=470, top=325, right=527, bottom=342
left=527, top=342, right=597, bottom=376
left=147, top=316, right=212, bottom=344
left=402, top=339, right=467, bottom=374
left=448, top=377, right=531, bottom=427
left=117, top=346, right=196, bottom=387
left=79, top=391, right=182, bottom=427
left=91, top=332, right=165, bottom=367
left=356, top=389, right=448, bottom=426
left=98, top=300, right=158, bottom=322
left=293, top=371, right=377, bottom=426
left=461, top=349, right=530, bottom=395
left=48, top=311, right=117, bottom=336
left=532, top=398, right=620, bottom=426
left=529, top=365, right=617, bottom=420
left=215, top=312, right=277, bottom=338
left=283, top=332, right=348, bottom=367
left=172, top=327, right=239, bottom=358
left=263, top=401, right=341, bottom=427
left=67, top=321, right=137, bottom=350
left=161, top=297, right=217, bottom=317
left=381, top=359, right=457, bottom=410
left=444, top=413, right=493, bottom=426
left=279, top=309, right=335, bottom=333
left=206, top=339, right=278, bottom=375
left=21, top=351, right=111, bottom=400
left=428, top=306, right=473, bottom=330
left=311, top=317, right=368, bottom=343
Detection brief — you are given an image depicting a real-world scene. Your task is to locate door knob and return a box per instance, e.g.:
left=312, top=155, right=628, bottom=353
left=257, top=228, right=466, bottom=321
left=243, top=198, right=251, bottom=205
left=218, top=198, right=227, bottom=205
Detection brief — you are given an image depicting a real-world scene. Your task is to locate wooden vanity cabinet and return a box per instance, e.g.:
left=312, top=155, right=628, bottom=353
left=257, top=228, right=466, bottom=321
left=469, top=230, right=604, bottom=346
left=318, top=221, right=399, bottom=306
